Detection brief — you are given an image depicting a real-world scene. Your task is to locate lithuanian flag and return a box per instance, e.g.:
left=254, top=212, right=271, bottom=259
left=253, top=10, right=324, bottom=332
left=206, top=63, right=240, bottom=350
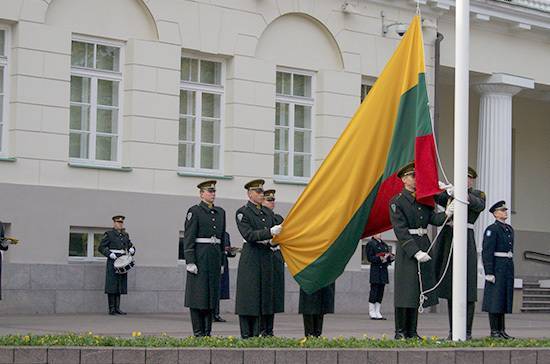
left=274, top=16, right=440, bottom=294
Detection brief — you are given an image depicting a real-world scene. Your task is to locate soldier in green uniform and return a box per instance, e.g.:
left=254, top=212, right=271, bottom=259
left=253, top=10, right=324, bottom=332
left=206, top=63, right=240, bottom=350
left=0, top=221, right=8, bottom=301
left=182, top=180, right=225, bottom=337
left=299, top=283, right=335, bottom=337
left=433, top=167, right=486, bottom=340
left=389, top=162, right=453, bottom=339
left=235, top=179, right=282, bottom=338
left=99, top=215, right=135, bottom=315
left=261, top=189, right=285, bottom=336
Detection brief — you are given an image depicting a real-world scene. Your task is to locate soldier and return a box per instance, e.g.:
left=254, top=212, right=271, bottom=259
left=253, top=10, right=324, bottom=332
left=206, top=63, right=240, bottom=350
left=482, top=200, right=515, bottom=339
left=235, top=179, right=282, bottom=338
left=0, top=221, right=8, bottom=300
left=214, top=231, right=236, bottom=323
left=261, top=189, right=285, bottom=336
left=182, top=180, right=225, bottom=337
left=389, top=161, right=453, bottom=339
left=99, top=215, right=135, bottom=315
left=365, top=234, right=394, bottom=320
left=433, top=167, right=486, bottom=340
left=299, top=283, right=335, bottom=337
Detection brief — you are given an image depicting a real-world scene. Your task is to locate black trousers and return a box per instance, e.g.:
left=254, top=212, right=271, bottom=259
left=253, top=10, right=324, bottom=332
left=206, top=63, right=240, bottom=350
left=368, top=283, right=385, bottom=304
left=239, top=315, right=260, bottom=339
left=259, top=314, right=274, bottom=336
left=395, top=307, right=419, bottom=338
left=447, top=299, right=475, bottom=337
left=190, top=308, right=213, bottom=337
left=303, top=314, right=324, bottom=337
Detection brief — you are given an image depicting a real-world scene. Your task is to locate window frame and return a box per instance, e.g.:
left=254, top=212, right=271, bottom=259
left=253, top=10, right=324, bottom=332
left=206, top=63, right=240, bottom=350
left=69, top=35, right=124, bottom=168
left=178, top=53, right=225, bottom=175
left=0, top=26, right=10, bottom=156
left=68, top=226, right=109, bottom=262
left=274, top=67, right=315, bottom=183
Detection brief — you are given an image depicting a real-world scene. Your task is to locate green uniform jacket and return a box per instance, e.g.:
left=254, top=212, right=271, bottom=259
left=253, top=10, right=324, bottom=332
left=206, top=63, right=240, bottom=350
left=99, top=229, right=134, bottom=295
left=389, top=189, right=446, bottom=308
left=0, top=221, right=7, bottom=300
left=183, top=201, right=225, bottom=310
left=433, top=189, right=486, bottom=301
left=272, top=213, right=285, bottom=313
left=299, top=282, right=335, bottom=315
left=235, top=201, right=277, bottom=316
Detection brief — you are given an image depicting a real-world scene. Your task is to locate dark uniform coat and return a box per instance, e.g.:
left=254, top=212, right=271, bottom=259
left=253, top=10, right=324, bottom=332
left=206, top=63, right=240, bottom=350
left=433, top=189, right=486, bottom=301
left=482, top=221, right=514, bottom=313
left=0, top=221, right=7, bottom=300
left=183, top=201, right=225, bottom=310
left=99, top=229, right=134, bottom=295
left=272, top=213, right=285, bottom=313
left=220, top=232, right=235, bottom=300
left=299, top=282, right=335, bottom=315
left=389, top=189, right=447, bottom=308
left=365, top=238, right=393, bottom=284
left=235, top=201, right=277, bottom=316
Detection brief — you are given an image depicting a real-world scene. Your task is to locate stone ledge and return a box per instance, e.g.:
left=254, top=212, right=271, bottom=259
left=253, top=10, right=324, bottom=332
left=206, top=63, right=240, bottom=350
left=0, top=347, right=546, bottom=364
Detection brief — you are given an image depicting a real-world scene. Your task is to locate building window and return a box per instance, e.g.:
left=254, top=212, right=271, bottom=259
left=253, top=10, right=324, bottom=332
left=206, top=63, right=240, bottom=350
left=68, top=227, right=108, bottom=261
left=178, top=56, right=224, bottom=173
left=360, top=84, right=372, bottom=102
left=0, top=28, right=9, bottom=154
left=275, top=69, right=314, bottom=180
left=70, top=37, right=123, bottom=165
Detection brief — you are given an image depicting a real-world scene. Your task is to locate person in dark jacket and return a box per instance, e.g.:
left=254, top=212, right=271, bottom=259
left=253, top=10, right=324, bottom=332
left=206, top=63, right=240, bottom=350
left=99, top=215, right=135, bottom=315
left=365, top=234, right=394, bottom=320
left=0, top=221, right=8, bottom=301
left=235, top=179, right=282, bottom=338
left=389, top=161, right=452, bottom=339
left=433, top=167, right=486, bottom=340
left=214, top=231, right=236, bottom=323
left=482, top=200, right=515, bottom=339
left=182, top=180, right=226, bottom=337
left=260, top=189, right=285, bottom=335
left=299, top=282, right=335, bottom=337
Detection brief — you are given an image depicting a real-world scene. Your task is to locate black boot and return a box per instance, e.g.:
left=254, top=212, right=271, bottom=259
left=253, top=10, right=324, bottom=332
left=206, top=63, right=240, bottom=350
left=108, top=294, right=116, bottom=315
left=203, top=310, right=213, bottom=337
left=303, top=315, right=315, bottom=337
left=466, top=302, right=475, bottom=340
left=213, top=299, right=226, bottom=322
left=499, top=314, right=514, bottom=339
left=259, top=314, right=274, bottom=337
left=190, top=309, right=204, bottom=337
left=406, top=308, right=421, bottom=339
left=394, top=307, right=406, bottom=339
left=488, top=313, right=501, bottom=338
left=114, top=295, right=126, bottom=315
left=314, top=314, right=324, bottom=337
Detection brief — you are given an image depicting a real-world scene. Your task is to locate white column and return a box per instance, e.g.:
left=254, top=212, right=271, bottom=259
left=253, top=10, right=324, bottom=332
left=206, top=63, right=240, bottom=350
left=474, top=73, right=533, bottom=286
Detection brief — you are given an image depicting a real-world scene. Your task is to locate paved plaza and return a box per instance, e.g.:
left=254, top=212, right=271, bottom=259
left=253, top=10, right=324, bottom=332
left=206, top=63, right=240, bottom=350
left=0, top=312, right=548, bottom=340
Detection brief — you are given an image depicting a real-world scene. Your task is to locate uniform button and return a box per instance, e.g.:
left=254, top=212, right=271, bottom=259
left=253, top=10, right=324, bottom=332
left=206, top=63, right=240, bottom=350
left=262, top=218, right=265, bottom=222
left=212, top=218, right=215, bottom=221
left=213, top=226, right=216, bottom=229
left=211, top=211, right=214, bottom=214
left=420, top=216, right=423, bottom=219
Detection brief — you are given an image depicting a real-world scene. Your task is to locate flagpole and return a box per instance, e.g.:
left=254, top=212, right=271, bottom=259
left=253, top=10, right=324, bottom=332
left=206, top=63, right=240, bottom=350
left=452, top=0, right=470, bottom=341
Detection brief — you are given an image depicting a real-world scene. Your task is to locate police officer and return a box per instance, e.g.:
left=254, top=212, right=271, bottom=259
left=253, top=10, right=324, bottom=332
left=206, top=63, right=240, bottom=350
left=0, top=221, right=8, bottom=300
left=482, top=200, right=515, bottom=339
left=235, top=179, right=282, bottom=338
left=182, top=180, right=225, bottom=337
left=299, top=282, right=335, bottom=337
left=389, top=161, right=453, bottom=339
left=365, top=234, right=394, bottom=320
left=433, top=167, right=486, bottom=340
left=261, top=189, right=285, bottom=335
left=99, top=215, right=135, bottom=315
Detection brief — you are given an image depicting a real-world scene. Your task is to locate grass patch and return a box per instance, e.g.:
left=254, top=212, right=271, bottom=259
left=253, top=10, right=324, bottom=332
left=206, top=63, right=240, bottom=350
left=0, top=334, right=549, bottom=348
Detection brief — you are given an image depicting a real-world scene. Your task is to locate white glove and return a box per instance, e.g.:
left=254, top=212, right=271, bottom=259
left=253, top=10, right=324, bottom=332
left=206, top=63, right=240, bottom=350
left=270, top=225, right=282, bottom=236
left=485, top=274, right=496, bottom=283
left=109, top=253, right=117, bottom=260
left=129, top=247, right=135, bottom=255
left=186, top=263, right=198, bottom=274
left=414, top=251, right=431, bottom=263
left=439, top=181, right=454, bottom=196
left=445, top=200, right=455, bottom=217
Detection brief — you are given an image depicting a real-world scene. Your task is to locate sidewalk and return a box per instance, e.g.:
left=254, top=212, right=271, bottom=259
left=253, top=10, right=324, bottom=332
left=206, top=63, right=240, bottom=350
left=0, top=312, right=548, bottom=339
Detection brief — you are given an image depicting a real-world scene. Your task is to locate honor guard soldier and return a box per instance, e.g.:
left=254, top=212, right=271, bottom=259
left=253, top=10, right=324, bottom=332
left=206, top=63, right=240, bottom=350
left=182, top=180, right=226, bottom=337
left=389, top=162, right=453, bottom=339
left=365, top=234, right=394, bottom=320
left=235, top=179, right=282, bottom=338
left=299, top=283, right=335, bottom=337
left=433, top=167, right=486, bottom=340
left=0, top=221, right=8, bottom=300
left=99, top=215, right=135, bottom=315
left=261, top=189, right=285, bottom=335
left=482, top=200, right=515, bottom=339
left=214, top=231, right=236, bottom=323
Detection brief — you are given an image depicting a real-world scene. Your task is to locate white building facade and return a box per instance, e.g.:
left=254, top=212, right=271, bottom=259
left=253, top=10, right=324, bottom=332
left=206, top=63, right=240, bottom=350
left=0, top=0, right=549, bottom=314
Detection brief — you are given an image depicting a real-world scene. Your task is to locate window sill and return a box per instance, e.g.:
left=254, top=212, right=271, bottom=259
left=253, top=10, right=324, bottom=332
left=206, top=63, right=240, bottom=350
left=68, top=257, right=106, bottom=264
left=177, top=171, right=233, bottom=180
left=274, top=178, right=309, bottom=186
left=0, top=156, right=16, bottom=162
left=68, top=162, right=132, bottom=172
